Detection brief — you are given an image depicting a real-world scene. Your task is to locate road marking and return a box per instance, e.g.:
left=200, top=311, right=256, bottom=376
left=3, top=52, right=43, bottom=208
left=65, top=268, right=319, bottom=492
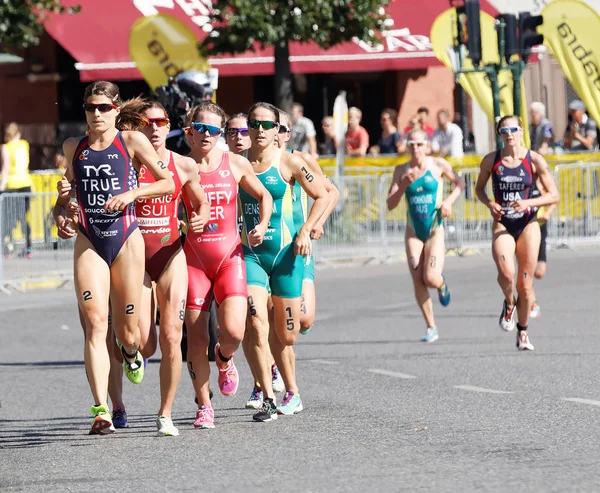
left=561, top=397, right=600, bottom=407
left=454, top=385, right=512, bottom=394
left=368, top=368, right=416, bottom=379
left=307, top=359, right=339, bottom=365
left=378, top=301, right=415, bottom=310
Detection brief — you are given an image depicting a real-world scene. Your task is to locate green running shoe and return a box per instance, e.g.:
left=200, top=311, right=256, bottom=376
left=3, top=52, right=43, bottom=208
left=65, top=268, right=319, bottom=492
left=118, top=342, right=145, bottom=384
left=89, top=405, right=115, bottom=435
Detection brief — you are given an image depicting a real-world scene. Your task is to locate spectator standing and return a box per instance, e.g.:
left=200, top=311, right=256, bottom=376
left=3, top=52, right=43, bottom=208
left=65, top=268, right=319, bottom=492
left=563, top=99, right=597, bottom=152
left=529, top=102, right=554, bottom=154
left=321, top=116, right=337, bottom=155
left=345, top=107, right=369, bottom=157
left=1, top=123, right=33, bottom=257
left=432, top=109, right=464, bottom=158
left=290, top=102, right=318, bottom=158
left=370, top=108, right=401, bottom=156
left=403, top=107, right=435, bottom=138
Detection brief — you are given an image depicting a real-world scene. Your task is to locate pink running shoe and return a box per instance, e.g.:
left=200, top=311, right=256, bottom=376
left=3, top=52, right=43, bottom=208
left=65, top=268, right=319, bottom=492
left=193, top=405, right=215, bottom=429
left=215, top=343, right=239, bottom=396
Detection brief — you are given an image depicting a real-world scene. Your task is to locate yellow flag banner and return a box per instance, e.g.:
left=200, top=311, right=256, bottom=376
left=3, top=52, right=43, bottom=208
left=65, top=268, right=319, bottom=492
left=430, top=8, right=530, bottom=147
left=129, top=13, right=210, bottom=91
left=541, top=0, right=600, bottom=125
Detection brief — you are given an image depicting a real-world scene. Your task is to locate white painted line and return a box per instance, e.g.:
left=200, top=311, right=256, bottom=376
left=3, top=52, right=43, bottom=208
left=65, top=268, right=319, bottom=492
left=307, top=359, right=339, bottom=365
left=561, top=397, right=600, bottom=407
left=454, top=385, right=512, bottom=394
left=369, top=368, right=416, bottom=379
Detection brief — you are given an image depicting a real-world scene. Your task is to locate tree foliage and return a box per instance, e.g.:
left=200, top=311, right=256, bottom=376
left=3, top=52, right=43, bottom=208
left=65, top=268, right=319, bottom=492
left=200, top=0, right=391, bottom=55
left=0, top=1, right=80, bottom=51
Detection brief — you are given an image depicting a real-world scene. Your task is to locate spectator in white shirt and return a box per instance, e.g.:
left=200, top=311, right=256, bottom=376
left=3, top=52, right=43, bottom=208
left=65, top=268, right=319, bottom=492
left=432, top=109, right=464, bottom=158
left=290, top=102, right=318, bottom=159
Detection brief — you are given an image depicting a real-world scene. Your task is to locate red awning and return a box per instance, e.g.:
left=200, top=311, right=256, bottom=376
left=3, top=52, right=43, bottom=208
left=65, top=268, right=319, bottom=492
left=45, top=0, right=498, bottom=81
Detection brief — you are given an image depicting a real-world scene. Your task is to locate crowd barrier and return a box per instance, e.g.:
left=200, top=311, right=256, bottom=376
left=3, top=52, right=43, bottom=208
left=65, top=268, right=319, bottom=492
left=2, top=159, right=600, bottom=290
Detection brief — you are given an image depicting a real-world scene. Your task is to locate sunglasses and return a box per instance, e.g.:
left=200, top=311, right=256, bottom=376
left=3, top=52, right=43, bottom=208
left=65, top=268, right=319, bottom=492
left=226, top=128, right=249, bottom=138
left=146, top=118, right=169, bottom=127
left=278, top=124, right=290, bottom=134
left=191, top=122, right=223, bottom=136
left=499, top=126, right=521, bottom=135
left=248, top=119, right=279, bottom=130
left=83, top=103, right=117, bottom=113
left=408, top=141, right=427, bottom=147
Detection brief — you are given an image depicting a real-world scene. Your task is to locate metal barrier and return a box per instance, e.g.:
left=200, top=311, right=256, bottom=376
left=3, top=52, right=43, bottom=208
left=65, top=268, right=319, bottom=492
left=315, top=162, right=600, bottom=263
left=4, top=162, right=600, bottom=288
left=0, top=192, right=74, bottom=293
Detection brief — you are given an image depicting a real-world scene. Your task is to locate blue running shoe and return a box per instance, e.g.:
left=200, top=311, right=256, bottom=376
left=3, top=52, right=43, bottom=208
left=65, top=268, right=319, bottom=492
left=438, top=275, right=451, bottom=307
left=420, top=327, right=439, bottom=343
left=112, top=405, right=129, bottom=428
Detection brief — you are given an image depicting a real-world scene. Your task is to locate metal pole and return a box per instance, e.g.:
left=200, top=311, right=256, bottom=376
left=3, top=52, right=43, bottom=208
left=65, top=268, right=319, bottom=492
left=512, top=61, right=522, bottom=118
left=489, top=67, right=503, bottom=149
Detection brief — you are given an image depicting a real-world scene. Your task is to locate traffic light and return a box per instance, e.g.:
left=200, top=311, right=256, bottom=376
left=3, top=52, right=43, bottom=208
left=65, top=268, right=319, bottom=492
left=496, top=13, right=518, bottom=64
left=465, top=0, right=483, bottom=66
left=519, top=12, right=544, bottom=63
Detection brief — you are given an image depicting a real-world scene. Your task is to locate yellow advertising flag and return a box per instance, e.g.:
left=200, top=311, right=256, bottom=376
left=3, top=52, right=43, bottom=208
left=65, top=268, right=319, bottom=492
left=430, top=8, right=530, bottom=147
left=541, top=0, right=600, bottom=125
left=129, top=14, right=210, bottom=91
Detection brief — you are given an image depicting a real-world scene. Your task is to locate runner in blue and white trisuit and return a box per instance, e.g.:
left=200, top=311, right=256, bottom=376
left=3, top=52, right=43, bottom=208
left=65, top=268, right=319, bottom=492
left=387, top=129, right=464, bottom=343
left=53, top=81, right=174, bottom=435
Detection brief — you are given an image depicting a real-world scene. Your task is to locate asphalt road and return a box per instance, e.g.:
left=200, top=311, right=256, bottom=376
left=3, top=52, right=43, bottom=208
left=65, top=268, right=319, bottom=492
left=1, top=248, right=600, bottom=492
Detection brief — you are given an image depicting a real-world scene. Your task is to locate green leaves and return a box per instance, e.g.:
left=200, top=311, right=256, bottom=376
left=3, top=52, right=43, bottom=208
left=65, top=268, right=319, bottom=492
left=0, top=1, right=81, bottom=50
left=200, top=0, right=391, bottom=56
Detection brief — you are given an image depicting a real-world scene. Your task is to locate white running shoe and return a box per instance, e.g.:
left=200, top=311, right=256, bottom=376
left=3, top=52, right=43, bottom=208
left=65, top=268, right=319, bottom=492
left=156, top=416, right=179, bottom=436
left=517, top=331, right=535, bottom=351
left=499, top=300, right=517, bottom=332
left=272, top=364, right=285, bottom=393
left=530, top=303, right=541, bottom=319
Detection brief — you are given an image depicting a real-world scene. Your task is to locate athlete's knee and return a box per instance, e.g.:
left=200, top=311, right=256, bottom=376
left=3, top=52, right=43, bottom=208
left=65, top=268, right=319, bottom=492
left=534, top=263, right=546, bottom=279
left=159, top=324, right=182, bottom=358
left=140, top=335, right=157, bottom=359
left=423, top=271, right=442, bottom=289
left=278, top=329, right=298, bottom=346
left=248, top=315, right=269, bottom=347
left=516, top=274, right=534, bottom=296
left=300, top=317, right=314, bottom=333
left=497, top=267, right=514, bottom=286
left=83, top=312, right=109, bottom=340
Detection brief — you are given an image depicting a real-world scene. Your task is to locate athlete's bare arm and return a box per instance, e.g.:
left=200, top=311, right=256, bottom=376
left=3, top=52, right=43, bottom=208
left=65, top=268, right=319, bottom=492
left=515, top=152, right=559, bottom=212
left=386, top=164, right=409, bottom=211
left=281, top=152, right=328, bottom=257
left=53, top=138, right=80, bottom=238
left=436, top=157, right=465, bottom=218
left=175, top=154, right=210, bottom=233
left=475, top=152, right=503, bottom=221
left=113, top=131, right=174, bottom=210
left=295, top=150, right=339, bottom=239
left=230, top=152, right=273, bottom=247
left=534, top=177, right=557, bottom=221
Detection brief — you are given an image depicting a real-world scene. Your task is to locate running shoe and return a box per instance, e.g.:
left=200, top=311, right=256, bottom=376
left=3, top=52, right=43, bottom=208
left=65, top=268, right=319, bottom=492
left=246, top=385, right=263, bottom=409
left=89, top=405, right=115, bottom=435
left=277, top=391, right=303, bottom=415
left=118, top=342, right=145, bottom=384
left=194, top=405, right=215, bottom=429
left=420, top=327, right=439, bottom=343
left=499, top=300, right=517, bottom=332
left=530, top=303, right=541, bottom=319
left=272, top=364, right=285, bottom=393
left=214, top=343, right=239, bottom=396
left=438, top=275, right=451, bottom=307
left=517, top=331, right=535, bottom=351
left=156, top=416, right=179, bottom=436
left=112, top=405, right=129, bottom=428
left=253, top=398, right=278, bottom=422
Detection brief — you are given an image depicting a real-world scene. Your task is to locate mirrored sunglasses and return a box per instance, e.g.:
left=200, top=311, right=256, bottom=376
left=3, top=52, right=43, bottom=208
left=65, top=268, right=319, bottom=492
left=191, top=122, right=223, bottom=136
left=499, top=126, right=521, bottom=135
left=248, top=119, right=279, bottom=130
left=226, top=127, right=249, bottom=137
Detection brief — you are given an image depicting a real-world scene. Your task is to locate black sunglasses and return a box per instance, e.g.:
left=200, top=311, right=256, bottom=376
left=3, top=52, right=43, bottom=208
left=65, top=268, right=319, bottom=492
left=278, top=124, right=290, bottom=134
left=83, top=103, right=117, bottom=113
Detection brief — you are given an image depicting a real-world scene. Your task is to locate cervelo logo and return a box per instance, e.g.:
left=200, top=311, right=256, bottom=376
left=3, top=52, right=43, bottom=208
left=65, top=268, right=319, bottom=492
left=140, top=227, right=170, bottom=234
left=219, top=169, right=231, bottom=178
